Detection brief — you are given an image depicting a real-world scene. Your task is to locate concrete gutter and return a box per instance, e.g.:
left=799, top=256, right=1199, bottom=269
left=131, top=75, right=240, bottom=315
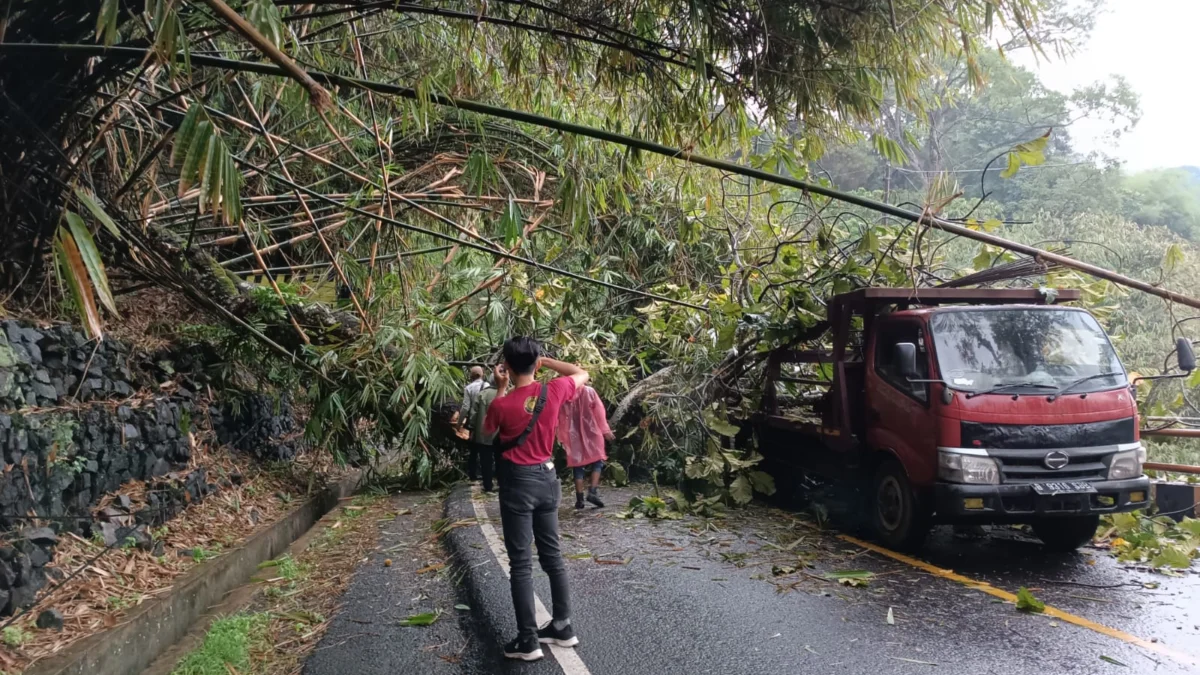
left=26, top=471, right=362, bottom=675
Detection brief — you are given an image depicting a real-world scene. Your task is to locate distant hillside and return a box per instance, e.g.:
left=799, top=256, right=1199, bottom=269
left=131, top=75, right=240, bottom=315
left=1122, top=167, right=1200, bottom=240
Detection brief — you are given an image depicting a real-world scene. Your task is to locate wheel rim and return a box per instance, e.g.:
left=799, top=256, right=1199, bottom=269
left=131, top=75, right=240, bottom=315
left=877, top=475, right=904, bottom=531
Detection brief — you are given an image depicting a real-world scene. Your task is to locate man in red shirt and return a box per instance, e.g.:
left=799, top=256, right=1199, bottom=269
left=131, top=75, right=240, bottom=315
left=483, top=336, right=588, bottom=661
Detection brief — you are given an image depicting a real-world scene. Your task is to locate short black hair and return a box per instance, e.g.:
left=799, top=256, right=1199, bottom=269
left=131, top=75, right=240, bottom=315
left=502, top=336, right=540, bottom=375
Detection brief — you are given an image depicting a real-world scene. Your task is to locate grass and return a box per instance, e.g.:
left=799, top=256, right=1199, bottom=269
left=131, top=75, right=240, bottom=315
left=171, top=613, right=268, bottom=675
left=2, top=626, right=30, bottom=648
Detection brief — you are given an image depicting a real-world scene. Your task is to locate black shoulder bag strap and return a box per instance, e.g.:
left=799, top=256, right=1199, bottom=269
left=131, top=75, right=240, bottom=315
left=497, top=383, right=549, bottom=451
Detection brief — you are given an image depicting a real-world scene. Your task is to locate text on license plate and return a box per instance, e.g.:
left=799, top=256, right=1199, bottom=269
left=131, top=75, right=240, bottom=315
left=1031, top=481, right=1097, bottom=495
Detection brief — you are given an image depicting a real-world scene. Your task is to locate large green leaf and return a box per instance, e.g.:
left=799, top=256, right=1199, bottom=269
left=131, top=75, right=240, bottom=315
left=748, top=471, right=776, bottom=496
left=246, top=0, right=286, bottom=48
left=500, top=197, right=523, bottom=247
left=399, top=611, right=440, bottom=627
left=55, top=230, right=103, bottom=339
left=64, top=213, right=117, bottom=316
left=75, top=188, right=122, bottom=239
left=729, top=474, right=753, bottom=505
left=1015, top=587, right=1045, bottom=613
left=96, top=0, right=119, bottom=46
left=1164, top=244, right=1185, bottom=274
left=1149, top=546, right=1192, bottom=570
left=173, top=104, right=242, bottom=224
left=705, top=411, right=740, bottom=437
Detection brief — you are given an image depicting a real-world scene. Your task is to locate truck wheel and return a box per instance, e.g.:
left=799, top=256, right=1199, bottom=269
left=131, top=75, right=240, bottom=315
left=870, top=460, right=931, bottom=552
left=1032, top=516, right=1101, bottom=552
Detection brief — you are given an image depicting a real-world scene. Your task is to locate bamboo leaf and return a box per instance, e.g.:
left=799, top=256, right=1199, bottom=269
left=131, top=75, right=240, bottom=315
left=55, top=230, right=104, bottom=339
left=171, top=104, right=204, bottom=167
left=96, top=0, right=120, bottom=46
left=178, top=119, right=211, bottom=194
left=198, top=132, right=219, bottom=213
left=65, top=213, right=118, bottom=316
left=1164, top=243, right=1185, bottom=274
left=75, top=188, right=122, bottom=239
left=500, top=197, right=523, bottom=247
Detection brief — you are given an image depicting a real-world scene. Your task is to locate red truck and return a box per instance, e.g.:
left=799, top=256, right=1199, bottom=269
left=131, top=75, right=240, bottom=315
left=755, top=288, right=1195, bottom=551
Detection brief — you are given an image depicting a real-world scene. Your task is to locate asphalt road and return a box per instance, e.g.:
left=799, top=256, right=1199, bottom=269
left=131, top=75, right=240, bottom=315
left=441, top=484, right=1200, bottom=675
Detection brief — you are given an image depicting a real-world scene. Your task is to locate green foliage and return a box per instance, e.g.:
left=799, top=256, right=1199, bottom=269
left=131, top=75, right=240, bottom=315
left=1103, top=512, right=1199, bottom=570
left=1015, top=587, right=1045, bottom=613
left=2, top=626, right=30, bottom=648
left=170, top=103, right=242, bottom=225
left=171, top=613, right=269, bottom=675
left=1122, top=168, right=1200, bottom=240
left=824, top=570, right=875, bottom=587
left=399, top=611, right=441, bottom=627
left=617, top=494, right=683, bottom=520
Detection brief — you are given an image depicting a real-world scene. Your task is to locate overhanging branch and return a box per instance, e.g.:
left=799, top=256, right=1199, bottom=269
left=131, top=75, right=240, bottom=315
left=6, top=42, right=1200, bottom=311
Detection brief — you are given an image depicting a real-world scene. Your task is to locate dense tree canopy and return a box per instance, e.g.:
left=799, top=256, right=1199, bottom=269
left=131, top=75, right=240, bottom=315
left=2, top=0, right=1199, bottom=483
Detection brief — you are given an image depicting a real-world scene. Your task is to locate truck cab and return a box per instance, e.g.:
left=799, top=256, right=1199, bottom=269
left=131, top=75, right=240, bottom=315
left=757, top=288, right=1191, bottom=551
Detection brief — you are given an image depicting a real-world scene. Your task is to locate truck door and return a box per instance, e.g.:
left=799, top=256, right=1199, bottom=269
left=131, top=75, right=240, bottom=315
left=868, top=319, right=938, bottom=485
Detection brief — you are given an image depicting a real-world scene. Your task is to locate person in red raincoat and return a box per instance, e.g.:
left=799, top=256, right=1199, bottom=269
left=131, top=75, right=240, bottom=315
left=556, top=385, right=614, bottom=509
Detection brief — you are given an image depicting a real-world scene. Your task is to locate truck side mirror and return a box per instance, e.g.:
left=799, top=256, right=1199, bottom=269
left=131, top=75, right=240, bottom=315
left=1177, top=337, right=1196, bottom=373
left=894, top=342, right=918, bottom=379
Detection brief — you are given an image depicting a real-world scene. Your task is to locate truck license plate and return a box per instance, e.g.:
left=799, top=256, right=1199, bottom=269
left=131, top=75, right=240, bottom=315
left=1031, top=481, right=1097, bottom=496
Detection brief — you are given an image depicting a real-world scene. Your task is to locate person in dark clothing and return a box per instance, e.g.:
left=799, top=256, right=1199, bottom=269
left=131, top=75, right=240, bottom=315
left=464, top=376, right=498, bottom=492
left=457, top=366, right=487, bottom=482
left=483, top=337, right=587, bottom=661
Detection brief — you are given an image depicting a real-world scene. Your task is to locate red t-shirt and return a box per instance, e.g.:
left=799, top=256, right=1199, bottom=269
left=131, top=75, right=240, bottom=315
left=484, top=377, right=577, bottom=465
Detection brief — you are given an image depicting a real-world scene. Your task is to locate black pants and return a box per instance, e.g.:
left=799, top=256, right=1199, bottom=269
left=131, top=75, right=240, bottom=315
left=467, top=441, right=495, bottom=491
left=498, top=460, right=571, bottom=642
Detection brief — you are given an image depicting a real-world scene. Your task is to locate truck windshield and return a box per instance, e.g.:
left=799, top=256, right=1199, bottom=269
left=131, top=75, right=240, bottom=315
left=929, top=309, right=1126, bottom=395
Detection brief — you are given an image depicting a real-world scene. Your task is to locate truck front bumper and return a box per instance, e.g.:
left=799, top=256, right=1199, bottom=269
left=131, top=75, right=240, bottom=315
left=934, top=476, right=1151, bottom=522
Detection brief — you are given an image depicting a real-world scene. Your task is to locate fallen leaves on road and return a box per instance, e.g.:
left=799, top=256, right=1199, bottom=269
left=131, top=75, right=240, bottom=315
left=1016, top=587, right=1045, bottom=613
left=1099, top=655, right=1128, bottom=667
left=886, top=607, right=895, bottom=625
left=824, top=569, right=874, bottom=587
left=1097, top=513, right=1199, bottom=571
left=400, top=611, right=442, bottom=627
left=416, top=563, right=446, bottom=574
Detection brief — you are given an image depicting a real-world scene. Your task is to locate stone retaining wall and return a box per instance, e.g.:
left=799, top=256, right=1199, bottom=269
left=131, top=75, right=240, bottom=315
left=0, top=319, right=300, bottom=616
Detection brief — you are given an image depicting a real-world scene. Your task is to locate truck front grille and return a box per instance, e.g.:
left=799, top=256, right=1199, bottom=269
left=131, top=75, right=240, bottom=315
left=988, top=446, right=1111, bottom=484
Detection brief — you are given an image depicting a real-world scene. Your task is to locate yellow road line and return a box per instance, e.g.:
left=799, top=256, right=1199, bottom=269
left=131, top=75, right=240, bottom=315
left=837, top=533, right=1199, bottom=668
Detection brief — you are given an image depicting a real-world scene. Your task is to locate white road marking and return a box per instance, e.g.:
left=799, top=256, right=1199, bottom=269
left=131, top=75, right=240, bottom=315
left=470, top=490, right=592, bottom=675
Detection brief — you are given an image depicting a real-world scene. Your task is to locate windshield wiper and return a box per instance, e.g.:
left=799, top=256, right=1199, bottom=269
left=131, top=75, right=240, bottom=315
left=1048, top=372, right=1124, bottom=401
left=964, top=382, right=1058, bottom=399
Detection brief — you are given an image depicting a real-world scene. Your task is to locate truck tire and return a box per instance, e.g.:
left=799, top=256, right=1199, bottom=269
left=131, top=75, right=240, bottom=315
left=870, top=460, right=931, bottom=552
left=1032, top=515, right=1100, bottom=552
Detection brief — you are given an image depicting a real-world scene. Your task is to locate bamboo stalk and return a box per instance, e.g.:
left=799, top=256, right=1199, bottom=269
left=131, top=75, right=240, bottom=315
left=196, top=0, right=332, bottom=110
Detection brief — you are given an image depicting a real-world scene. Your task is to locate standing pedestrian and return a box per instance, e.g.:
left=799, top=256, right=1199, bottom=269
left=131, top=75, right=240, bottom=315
left=457, top=365, right=486, bottom=480
left=465, top=374, right=498, bottom=492
left=484, top=337, right=587, bottom=661
left=557, top=385, right=615, bottom=509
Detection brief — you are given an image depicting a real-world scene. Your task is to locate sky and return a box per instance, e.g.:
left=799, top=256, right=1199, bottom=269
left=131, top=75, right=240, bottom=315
left=1012, top=0, right=1200, bottom=171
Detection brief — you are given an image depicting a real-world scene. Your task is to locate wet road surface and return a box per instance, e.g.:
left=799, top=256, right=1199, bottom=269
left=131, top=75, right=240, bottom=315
left=444, top=484, right=1200, bottom=675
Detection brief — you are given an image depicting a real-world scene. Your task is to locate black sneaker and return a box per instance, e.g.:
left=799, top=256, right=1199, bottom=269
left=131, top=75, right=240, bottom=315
left=586, top=489, right=605, bottom=508
left=503, top=636, right=544, bottom=661
left=574, top=493, right=585, bottom=509
left=538, top=621, right=579, bottom=647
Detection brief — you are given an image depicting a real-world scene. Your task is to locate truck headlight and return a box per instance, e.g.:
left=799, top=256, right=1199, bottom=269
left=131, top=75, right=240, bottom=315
left=1107, top=449, right=1143, bottom=480
left=938, top=450, right=1000, bottom=485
